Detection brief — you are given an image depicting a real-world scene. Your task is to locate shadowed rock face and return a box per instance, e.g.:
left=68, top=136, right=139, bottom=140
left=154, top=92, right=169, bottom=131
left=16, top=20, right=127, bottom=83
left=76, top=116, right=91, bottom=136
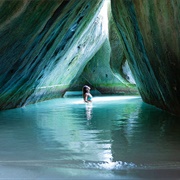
left=0, top=0, right=179, bottom=116
left=111, top=0, right=180, bottom=116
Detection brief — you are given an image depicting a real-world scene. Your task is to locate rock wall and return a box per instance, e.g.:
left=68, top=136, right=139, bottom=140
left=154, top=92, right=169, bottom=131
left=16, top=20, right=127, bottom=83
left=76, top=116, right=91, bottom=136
left=72, top=1, right=138, bottom=95
left=111, top=0, right=180, bottom=116
left=0, top=0, right=106, bottom=109
left=0, top=0, right=179, bottom=116
left=81, top=38, right=137, bottom=94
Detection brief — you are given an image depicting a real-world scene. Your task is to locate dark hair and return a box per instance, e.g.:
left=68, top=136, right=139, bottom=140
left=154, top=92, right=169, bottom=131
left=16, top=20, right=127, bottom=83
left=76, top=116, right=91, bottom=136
left=82, top=85, right=90, bottom=94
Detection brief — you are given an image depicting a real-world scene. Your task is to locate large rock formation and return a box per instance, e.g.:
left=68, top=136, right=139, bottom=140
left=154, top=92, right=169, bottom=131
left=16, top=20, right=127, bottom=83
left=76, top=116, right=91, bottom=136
left=0, top=0, right=179, bottom=116
left=80, top=38, right=137, bottom=94
left=0, top=0, right=107, bottom=109
left=111, top=0, right=180, bottom=116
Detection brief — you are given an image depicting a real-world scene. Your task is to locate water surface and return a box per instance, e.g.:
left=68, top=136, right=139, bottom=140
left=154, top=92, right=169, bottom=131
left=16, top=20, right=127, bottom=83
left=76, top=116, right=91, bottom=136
left=0, top=95, right=180, bottom=179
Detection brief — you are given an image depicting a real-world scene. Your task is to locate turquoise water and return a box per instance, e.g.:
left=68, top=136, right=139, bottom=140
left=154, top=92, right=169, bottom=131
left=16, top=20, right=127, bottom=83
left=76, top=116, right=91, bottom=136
left=0, top=95, right=180, bottom=179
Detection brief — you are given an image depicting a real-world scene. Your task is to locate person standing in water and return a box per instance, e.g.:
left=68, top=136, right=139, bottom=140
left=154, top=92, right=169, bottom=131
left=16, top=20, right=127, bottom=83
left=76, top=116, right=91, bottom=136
left=82, top=85, right=93, bottom=103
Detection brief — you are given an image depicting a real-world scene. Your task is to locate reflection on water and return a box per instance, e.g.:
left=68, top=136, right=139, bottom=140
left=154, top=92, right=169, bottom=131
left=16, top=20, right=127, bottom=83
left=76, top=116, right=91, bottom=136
left=0, top=95, right=180, bottom=179
left=85, top=103, right=93, bottom=121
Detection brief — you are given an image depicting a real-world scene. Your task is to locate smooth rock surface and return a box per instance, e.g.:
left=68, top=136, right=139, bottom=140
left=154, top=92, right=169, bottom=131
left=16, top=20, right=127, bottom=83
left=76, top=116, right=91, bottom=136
left=0, top=0, right=179, bottom=116
left=0, top=0, right=106, bottom=109
left=111, top=0, right=180, bottom=116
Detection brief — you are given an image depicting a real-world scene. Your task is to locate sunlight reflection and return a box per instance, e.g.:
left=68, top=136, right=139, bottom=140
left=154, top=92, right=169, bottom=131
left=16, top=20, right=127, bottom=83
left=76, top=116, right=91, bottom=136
left=98, top=0, right=109, bottom=36
left=84, top=160, right=138, bottom=170
left=72, top=96, right=141, bottom=104
left=93, top=96, right=140, bottom=102
left=85, top=103, right=93, bottom=120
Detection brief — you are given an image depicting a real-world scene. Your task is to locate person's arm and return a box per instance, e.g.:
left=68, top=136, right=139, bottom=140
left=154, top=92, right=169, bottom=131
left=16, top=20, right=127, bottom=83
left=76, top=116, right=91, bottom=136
left=84, top=93, right=88, bottom=102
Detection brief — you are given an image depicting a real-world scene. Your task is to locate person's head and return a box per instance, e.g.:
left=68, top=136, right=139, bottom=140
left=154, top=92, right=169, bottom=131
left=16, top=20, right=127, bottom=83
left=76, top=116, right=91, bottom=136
left=82, top=85, right=90, bottom=94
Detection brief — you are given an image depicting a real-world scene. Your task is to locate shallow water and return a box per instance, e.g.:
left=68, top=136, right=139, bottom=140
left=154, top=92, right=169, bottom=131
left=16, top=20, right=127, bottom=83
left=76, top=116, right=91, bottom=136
left=0, top=95, right=180, bottom=179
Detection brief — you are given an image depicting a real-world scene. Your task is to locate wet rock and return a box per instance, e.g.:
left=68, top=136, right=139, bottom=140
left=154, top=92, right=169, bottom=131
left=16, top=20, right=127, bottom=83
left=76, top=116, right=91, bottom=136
left=81, top=38, right=138, bottom=95
left=0, top=0, right=106, bottom=109
left=0, top=0, right=179, bottom=117
left=111, top=0, right=180, bottom=116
